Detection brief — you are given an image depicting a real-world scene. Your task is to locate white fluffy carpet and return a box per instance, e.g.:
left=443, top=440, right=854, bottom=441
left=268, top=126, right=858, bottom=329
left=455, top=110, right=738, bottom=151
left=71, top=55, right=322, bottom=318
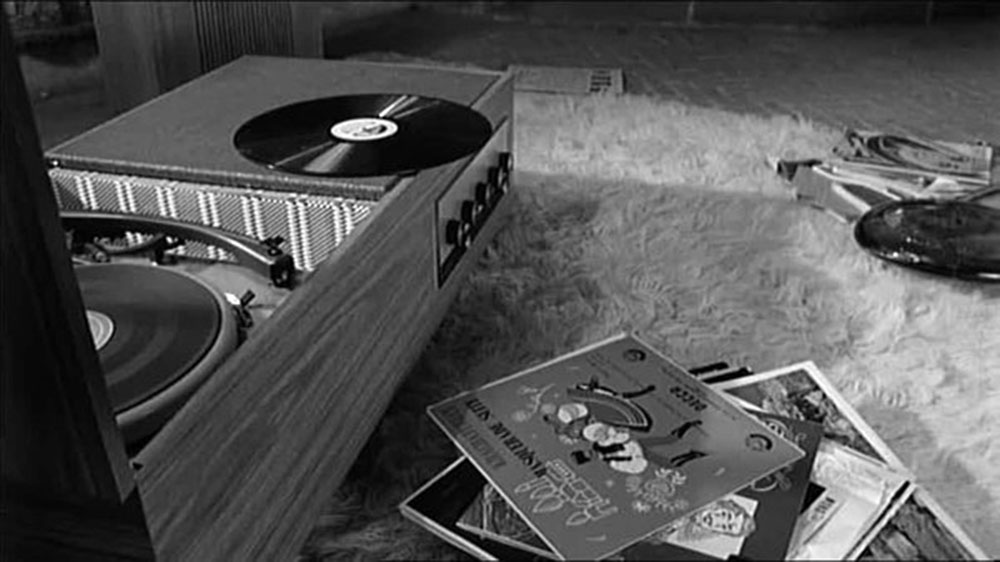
left=299, top=91, right=1000, bottom=560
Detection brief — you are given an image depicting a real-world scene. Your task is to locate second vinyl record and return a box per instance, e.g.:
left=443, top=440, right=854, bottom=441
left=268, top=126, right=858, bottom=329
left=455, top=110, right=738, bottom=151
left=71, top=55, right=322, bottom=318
left=854, top=200, right=1000, bottom=281
left=233, top=94, right=493, bottom=177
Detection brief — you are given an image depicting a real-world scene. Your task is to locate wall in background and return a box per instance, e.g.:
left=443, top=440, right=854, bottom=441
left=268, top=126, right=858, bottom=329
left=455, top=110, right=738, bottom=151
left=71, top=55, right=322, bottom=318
left=321, top=1, right=415, bottom=24
left=429, top=1, right=999, bottom=27
left=692, top=1, right=932, bottom=26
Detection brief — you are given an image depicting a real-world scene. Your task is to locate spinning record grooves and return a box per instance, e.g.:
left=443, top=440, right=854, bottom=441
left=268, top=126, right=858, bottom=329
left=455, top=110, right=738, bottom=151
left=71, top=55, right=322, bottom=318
left=233, top=94, right=493, bottom=177
left=77, top=264, right=239, bottom=444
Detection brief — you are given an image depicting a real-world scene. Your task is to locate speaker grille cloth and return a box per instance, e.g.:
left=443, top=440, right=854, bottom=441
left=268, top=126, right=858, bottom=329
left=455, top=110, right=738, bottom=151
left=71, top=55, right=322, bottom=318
left=50, top=168, right=374, bottom=271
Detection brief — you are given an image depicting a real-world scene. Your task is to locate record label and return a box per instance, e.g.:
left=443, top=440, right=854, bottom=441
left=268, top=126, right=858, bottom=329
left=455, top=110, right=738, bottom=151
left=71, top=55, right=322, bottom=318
left=330, top=117, right=398, bottom=142
left=86, top=309, right=115, bottom=350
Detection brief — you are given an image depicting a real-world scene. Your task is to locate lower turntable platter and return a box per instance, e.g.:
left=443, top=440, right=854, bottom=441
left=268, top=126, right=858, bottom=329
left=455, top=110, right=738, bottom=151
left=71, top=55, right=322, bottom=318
left=77, top=263, right=239, bottom=445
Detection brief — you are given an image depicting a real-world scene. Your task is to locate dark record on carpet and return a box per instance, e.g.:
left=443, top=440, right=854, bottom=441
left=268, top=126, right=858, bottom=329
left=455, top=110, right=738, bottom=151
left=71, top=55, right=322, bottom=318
left=855, top=200, right=1000, bottom=281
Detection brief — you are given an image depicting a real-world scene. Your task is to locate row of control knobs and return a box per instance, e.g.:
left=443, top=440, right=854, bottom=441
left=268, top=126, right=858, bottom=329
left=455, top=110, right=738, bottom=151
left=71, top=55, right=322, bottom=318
left=445, top=151, right=512, bottom=250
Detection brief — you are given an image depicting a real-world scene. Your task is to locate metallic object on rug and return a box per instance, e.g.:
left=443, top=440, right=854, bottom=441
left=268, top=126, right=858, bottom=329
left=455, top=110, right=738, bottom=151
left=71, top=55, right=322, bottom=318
left=854, top=200, right=1000, bottom=282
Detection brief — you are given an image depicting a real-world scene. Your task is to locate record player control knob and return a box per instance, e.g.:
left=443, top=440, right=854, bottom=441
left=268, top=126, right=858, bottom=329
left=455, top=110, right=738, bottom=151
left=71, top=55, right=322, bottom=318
left=487, top=166, right=500, bottom=189
left=445, top=219, right=470, bottom=249
left=498, top=152, right=513, bottom=190
left=473, top=182, right=490, bottom=218
left=498, top=151, right=513, bottom=171
left=489, top=165, right=509, bottom=196
left=460, top=200, right=478, bottom=225
left=474, top=182, right=489, bottom=205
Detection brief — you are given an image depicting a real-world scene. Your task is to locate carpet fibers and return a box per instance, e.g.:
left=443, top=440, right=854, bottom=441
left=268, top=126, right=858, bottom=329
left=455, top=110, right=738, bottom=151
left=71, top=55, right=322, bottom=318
left=299, top=91, right=1000, bottom=560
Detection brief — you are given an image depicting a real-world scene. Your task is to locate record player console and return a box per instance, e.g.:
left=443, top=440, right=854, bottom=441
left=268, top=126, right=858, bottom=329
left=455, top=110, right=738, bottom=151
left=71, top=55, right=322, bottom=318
left=29, top=56, right=515, bottom=560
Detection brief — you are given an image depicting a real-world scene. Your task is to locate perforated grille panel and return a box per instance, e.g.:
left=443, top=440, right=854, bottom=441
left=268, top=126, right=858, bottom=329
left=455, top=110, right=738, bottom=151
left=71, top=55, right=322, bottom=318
left=50, top=168, right=374, bottom=271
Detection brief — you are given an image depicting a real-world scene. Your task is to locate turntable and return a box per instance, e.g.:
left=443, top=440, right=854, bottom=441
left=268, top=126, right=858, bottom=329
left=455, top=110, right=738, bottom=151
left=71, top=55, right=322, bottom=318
left=31, top=56, right=515, bottom=560
left=79, top=263, right=238, bottom=448
left=65, top=210, right=296, bottom=449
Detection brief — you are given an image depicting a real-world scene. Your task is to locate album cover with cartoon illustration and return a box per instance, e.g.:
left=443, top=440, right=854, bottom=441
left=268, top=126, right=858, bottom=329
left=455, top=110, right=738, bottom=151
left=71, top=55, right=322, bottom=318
left=456, top=413, right=824, bottom=561
left=427, top=333, right=805, bottom=560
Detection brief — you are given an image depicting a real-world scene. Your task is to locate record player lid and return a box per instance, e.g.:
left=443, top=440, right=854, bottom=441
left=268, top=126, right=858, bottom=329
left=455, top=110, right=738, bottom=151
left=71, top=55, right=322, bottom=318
left=45, top=56, right=505, bottom=200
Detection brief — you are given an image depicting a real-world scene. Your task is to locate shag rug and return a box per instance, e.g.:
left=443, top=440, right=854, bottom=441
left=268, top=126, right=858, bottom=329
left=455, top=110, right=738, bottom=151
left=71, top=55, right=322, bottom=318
left=298, top=90, right=1000, bottom=560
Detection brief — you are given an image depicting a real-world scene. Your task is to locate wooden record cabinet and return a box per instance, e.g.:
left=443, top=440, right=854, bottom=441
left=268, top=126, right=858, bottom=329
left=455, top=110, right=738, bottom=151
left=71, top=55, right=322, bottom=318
left=1, top=15, right=515, bottom=562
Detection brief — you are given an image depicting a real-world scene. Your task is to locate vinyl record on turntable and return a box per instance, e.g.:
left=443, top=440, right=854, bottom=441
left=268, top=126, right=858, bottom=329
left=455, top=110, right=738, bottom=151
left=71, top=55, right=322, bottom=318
left=233, top=94, right=493, bottom=177
left=77, top=263, right=239, bottom=445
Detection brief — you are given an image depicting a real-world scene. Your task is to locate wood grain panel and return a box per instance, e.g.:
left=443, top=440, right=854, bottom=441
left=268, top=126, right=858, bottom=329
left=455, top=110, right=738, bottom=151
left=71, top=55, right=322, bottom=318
left=0, top=14, right=134, bottom=503
left=134, top=73, right=514, bottom=561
